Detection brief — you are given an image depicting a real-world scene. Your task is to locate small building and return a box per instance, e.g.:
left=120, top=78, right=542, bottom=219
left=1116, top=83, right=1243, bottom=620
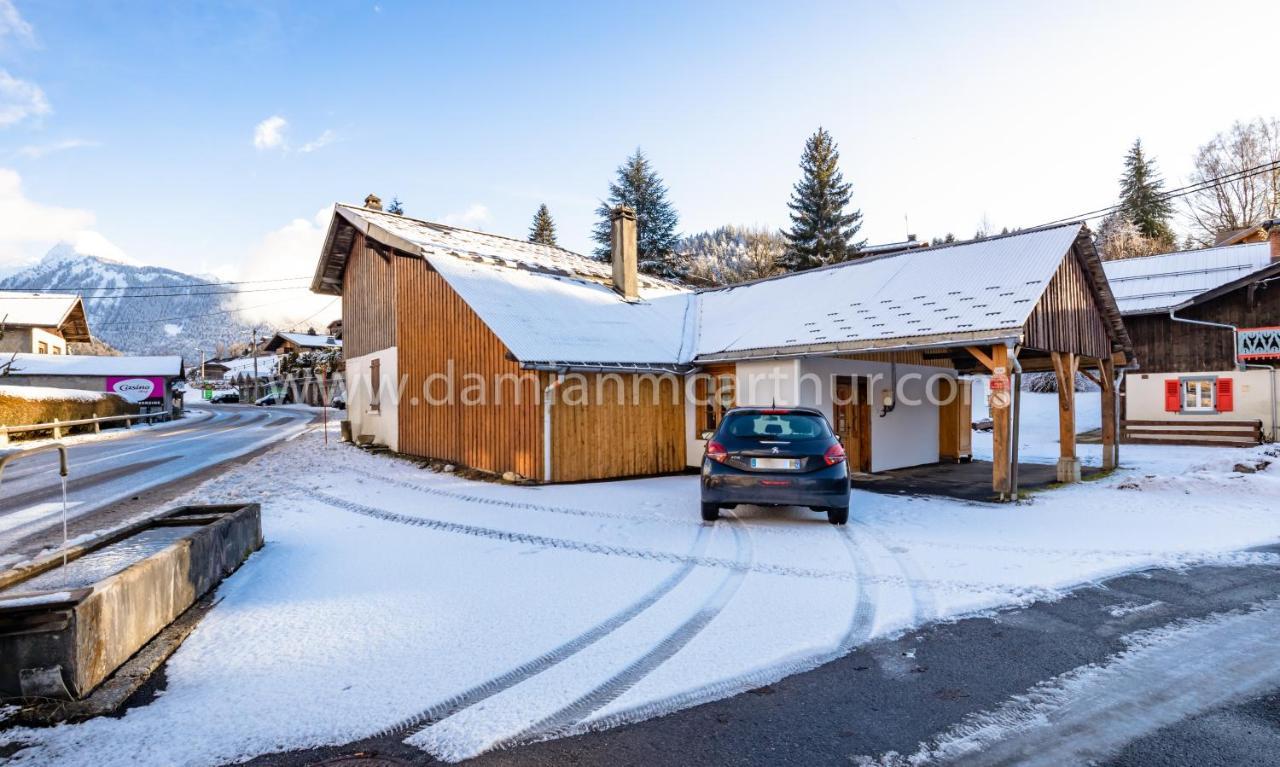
left=1103, top=222, right=1280, bottom=444
left=0, top=293, right=91, bottom=355
left=262, top=331, right=342, bottom=355
left=0, top=354, right=185, bottom=414
left=312, top=199, right=1132, bottom=497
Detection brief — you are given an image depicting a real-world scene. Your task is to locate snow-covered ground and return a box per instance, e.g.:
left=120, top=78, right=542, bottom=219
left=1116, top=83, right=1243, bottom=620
left=2, top=393, right=1278, bottom=765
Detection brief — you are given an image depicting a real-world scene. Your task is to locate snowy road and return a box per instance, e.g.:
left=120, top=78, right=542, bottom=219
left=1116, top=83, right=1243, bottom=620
left=0, top=405, right=314, bottom=566
left=1, top=394, right=1279, bottom=766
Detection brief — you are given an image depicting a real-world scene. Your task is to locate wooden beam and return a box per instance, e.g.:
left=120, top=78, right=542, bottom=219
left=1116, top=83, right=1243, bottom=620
left=966, top=346, right=998, bottom=373
left=1100, top=357, right=1117, bottom=470
left=990, top=344, right=1011, bottom=496
left=1051, top=351, right=1080, bottom=482
left=1078, top=365, right=1103, bottom=389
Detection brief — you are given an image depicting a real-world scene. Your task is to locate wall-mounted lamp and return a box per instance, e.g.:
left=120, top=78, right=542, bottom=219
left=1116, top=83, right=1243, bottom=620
left=879, top=388, right=896, bottom=418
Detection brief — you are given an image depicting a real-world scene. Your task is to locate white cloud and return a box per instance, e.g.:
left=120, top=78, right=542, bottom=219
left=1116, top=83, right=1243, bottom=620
left=0, top=69, right=49, bottom=127
left=235, top=207, right=340, bottom=327
left=253, top=115, right=287, bottom=150
left=0, top=167, right=97, bottom=265
left=0, top=0, right=35, bottom=48
left=14, top=138, right=100, bottom=159
left=442, top=203, right=491, bottom=228
left=298, top=129, right=336, bottom=153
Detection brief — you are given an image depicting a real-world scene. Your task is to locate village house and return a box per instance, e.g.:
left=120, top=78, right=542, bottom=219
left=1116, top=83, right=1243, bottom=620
left=311, top=198, right=1132, bottom=497
left=0, top=354, right=185, bottom=414
left=0, top=293, right=91, bottom=355
left=262, top=331, right=343, bottom=356
left=1103, top=222, right=1280, bottom=445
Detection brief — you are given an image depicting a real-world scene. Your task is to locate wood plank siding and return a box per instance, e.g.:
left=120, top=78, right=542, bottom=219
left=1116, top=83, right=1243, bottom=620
left=1022, top=250, right=1113, bottom=360
left=341, top=233, right=397, bottom=358
left=1124, top=284, right=1280, bottom=373
left=838, top=350, right=956, bottom=368
left=550, top=372, right=686, bottom=482
left=394, top=256, right=543, bottom=479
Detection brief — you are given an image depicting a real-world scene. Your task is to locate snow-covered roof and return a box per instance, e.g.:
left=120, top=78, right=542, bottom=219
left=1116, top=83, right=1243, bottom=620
left=0, top=293, right=91, bottom=341
left=1102, top=242, right=1273, bottom=315
left=695, top=224, right=1087, bottom=360
left=429, top=254, right=692, bottom=368
left=2, top=353, right=183, bottom=378
left=266, top=332, right=342, bottom=351
left=221, top=355, right=279, bottom=379
left=314, top=204, right=679, bottom=297
left=314, top=207, right=1127, bottom=369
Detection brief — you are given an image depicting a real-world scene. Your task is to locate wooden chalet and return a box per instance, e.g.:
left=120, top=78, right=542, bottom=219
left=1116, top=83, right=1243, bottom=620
left=1103, top=222, right=1280, bottom=445
left=0, top=293, right=91, bottom=355
left=312, top=197, right=1132, bottom=499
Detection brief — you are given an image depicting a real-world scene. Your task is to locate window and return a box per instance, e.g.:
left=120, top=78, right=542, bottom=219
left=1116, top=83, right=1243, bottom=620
left=723, top=412, right=831, bottom=440
left=1182, top=379, right=1215, bottom=412
left=51, top=346, right=61, bottom=355
left=695, top=366, right=735, bottom=437
left=37, top=341, right=48, bottom=354
left=369, top=358, right=381, bottom=413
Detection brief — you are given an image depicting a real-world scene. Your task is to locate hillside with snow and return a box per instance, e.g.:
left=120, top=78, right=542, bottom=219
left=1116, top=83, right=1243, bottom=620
left=0, top=243, right=256, bottom=357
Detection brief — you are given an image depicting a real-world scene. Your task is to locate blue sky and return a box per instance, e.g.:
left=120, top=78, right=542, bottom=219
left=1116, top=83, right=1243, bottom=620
left=0, top=0, right=1277, bottom=324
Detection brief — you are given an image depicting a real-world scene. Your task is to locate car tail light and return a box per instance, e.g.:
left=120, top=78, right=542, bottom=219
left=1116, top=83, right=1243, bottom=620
left=824, top=443, right=847, bottom=466
left=760, top=409, right=790, bottom=415
left=706, top=441, right=729, bottom=463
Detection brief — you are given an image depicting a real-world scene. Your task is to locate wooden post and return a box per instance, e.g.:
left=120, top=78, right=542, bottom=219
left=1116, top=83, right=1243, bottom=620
left=92, top=412, right=101, bottom=434
left=1100, top=357, right=1117, bottom=470
left=990, top=344, right=1011, bottom=496
left=1051, top=351, right=1081, bottom=483
left=52, top=418, right=62, bottom=440
left=0, top=426, right=8, bottom=446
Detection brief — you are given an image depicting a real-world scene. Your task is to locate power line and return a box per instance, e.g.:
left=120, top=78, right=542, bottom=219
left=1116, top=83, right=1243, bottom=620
left=0, top=275, right=311, bottom=293
left=90, top=298, right=305, bottom=326
left=0, top=285, right=316, bottom=300
left=1031, top=158, right=1280, bottom=229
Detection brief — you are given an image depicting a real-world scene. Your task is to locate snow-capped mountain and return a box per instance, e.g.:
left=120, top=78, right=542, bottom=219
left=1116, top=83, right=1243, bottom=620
left=0, top=243, right=256, bottom=357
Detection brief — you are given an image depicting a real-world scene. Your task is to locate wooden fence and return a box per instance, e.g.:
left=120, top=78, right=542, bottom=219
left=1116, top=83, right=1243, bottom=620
left=1121, top=419, right=1264, bottom=448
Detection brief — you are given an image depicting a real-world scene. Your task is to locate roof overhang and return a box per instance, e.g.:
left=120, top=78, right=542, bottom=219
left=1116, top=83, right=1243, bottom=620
left=519, top=360, right=695, bottom=375
left=1068, top=228, right=1135, bottom=364
left=311, top=205, right=426, bottom=296
left=694, top=330, right=1022, bottom=365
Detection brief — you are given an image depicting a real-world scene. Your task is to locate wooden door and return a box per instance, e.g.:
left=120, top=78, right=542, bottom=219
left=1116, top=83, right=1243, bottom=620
left=938, top=377, right=973, bottom=462
left=833, top=376, right=872, bottom=473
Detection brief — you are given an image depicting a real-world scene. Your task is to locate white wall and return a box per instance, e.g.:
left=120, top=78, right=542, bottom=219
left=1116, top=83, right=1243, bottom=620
left=345, top=347, right=399, bottom=451
left=1127, top=369, right=1278, bottom=441
left=797, top=358, right=948, bottom=472
left=681, top=357, right=957, bottom=472
left=31, top=327, right=67, bottom=355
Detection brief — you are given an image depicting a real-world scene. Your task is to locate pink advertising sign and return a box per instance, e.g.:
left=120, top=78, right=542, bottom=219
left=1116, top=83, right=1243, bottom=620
left=106, top=376, right=167, bottom=407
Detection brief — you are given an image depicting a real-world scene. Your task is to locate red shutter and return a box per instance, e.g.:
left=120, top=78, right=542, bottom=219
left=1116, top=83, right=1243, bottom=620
left=1164, top=379, right=1180, bottom=412
left=1216, top=377, right=1234, bottom=412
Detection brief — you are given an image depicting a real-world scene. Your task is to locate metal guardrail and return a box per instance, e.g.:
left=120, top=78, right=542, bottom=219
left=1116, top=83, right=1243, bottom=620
left=0, top=410, right=172, bottom=445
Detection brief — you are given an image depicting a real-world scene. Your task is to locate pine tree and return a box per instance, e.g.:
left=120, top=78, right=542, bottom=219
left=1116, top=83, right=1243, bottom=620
left=1118, top=139, right=1174, bottom=244
left=591, top=148, right=682, bottom=278
left=528, top=203, right=558, bottom=246
left=387, top=197, right=404, bottom=215
left=784, top=127, right=863, bottom=270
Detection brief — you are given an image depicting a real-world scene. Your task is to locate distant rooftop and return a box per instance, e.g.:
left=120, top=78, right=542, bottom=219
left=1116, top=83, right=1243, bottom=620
left=1102, top=242, right=1273, bottom=315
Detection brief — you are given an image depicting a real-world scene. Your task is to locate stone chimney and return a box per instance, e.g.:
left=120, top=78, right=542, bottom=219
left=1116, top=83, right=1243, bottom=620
left=610, top=205, right=638, bottom=301
left=1266, top=219, right=1280, bottom=262
left=364, top=194, right=383, bottom=211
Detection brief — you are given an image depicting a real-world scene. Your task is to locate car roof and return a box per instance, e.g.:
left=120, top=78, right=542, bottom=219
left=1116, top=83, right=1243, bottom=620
left=725, top=406, right=825, bottom=416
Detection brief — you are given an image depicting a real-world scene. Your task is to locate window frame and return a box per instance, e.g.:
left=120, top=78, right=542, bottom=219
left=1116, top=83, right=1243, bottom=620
left=1179, top=376, right=1217, bottom=414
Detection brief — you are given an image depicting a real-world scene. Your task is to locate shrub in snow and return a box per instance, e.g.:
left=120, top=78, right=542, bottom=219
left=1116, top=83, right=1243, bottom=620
left=1022, top=371, right=1100, bottom=394
left=0, top=385, right=135, bottom=437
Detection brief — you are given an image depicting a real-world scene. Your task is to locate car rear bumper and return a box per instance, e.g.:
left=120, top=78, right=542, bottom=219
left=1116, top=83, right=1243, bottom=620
left=701, top=461, right=851, bottom=508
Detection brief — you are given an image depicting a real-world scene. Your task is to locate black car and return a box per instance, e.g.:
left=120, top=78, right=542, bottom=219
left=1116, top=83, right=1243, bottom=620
left=700, top=407, right=851, bottom=525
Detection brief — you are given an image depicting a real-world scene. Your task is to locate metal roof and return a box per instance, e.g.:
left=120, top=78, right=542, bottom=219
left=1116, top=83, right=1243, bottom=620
left=1102, top=242, right=1273, bottom=315
left=3, top=353, right=184, bottom=378
left=694, top=224, right=1085, bottom=359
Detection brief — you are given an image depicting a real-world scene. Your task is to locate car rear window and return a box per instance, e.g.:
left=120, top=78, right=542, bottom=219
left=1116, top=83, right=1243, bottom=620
left=722, top=412, right=831, bottom=440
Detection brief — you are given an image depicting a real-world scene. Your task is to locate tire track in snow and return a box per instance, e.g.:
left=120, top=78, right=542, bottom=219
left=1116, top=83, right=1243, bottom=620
left=852, top=518, right=937, bottom=625
left=373, top=523, right=715, bottom=739
left=297, top=487, right=1057, bottom=597
left=576, top=524, right=881, bottom=738
left=494, top=513, right=755, bottom=751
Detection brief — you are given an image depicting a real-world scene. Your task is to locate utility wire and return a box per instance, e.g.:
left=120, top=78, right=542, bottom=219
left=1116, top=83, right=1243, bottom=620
left=0, top=275, right=310, bottom=293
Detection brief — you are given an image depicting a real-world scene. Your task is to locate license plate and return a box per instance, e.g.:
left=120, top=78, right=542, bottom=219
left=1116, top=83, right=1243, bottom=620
left=750, top=457, right=798, bottom=470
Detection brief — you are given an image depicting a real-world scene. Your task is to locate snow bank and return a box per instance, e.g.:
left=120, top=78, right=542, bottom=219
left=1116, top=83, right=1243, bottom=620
left=3, top=394, right=1278, bottom=765
left=0, top=384, right=111, bottom=404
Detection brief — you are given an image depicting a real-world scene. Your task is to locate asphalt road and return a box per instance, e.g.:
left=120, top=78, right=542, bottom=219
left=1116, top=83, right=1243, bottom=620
left=238, top=544, right=1280, bottom=767
left=0, top=404, right=314, bottom=567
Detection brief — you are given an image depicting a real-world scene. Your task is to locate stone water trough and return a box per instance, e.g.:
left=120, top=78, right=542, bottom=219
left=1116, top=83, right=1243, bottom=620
left=0, top=503, right=261, bottom=700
